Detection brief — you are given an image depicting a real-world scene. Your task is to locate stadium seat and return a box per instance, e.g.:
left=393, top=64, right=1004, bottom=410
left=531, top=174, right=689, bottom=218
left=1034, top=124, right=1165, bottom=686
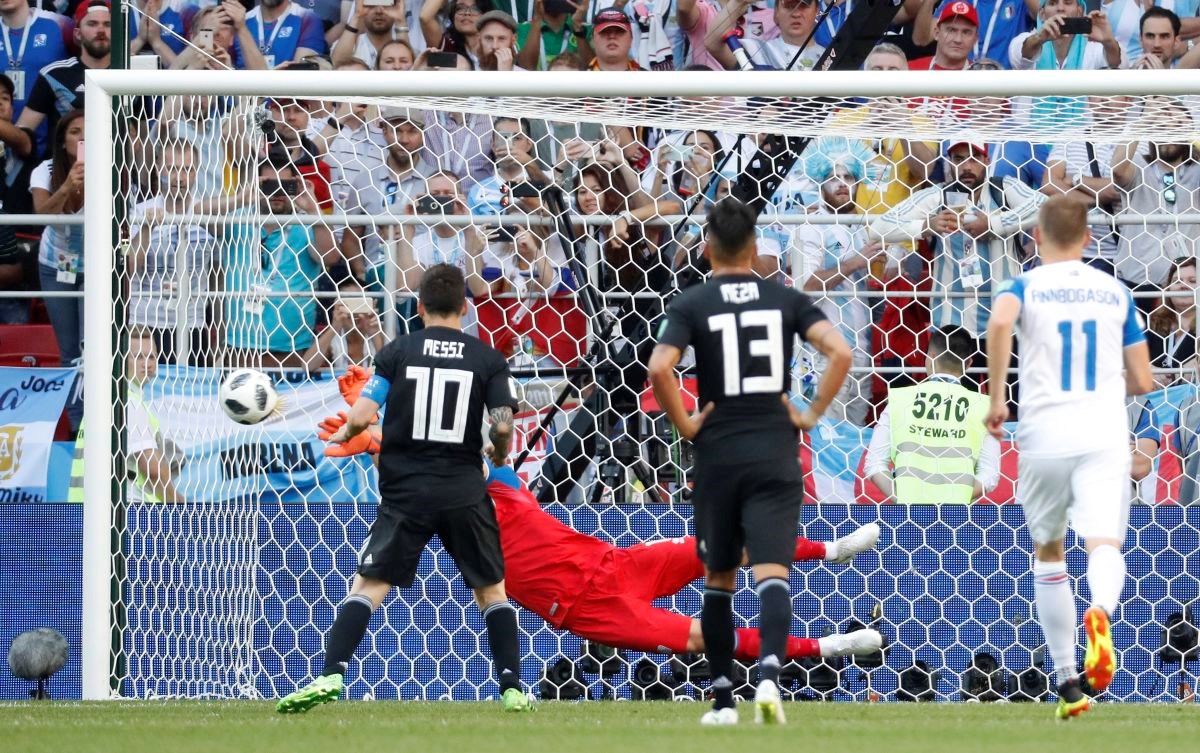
left=0, top=324, right=61, bottom=367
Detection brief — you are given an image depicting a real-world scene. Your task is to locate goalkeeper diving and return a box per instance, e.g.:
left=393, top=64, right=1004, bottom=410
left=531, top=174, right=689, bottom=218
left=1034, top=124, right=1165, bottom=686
left=318, top=366, right=883, bottom=664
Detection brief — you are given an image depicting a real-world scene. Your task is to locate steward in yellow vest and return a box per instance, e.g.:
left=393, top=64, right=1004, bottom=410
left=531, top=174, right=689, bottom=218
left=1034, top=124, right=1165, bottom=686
left=864, top=326, right=1000, bottom=504
left=68, top=328, right=184, bottom=504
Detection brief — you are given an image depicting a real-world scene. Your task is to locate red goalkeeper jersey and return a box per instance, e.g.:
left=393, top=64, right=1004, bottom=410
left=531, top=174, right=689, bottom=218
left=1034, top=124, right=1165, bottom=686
left=487, top=464, right=614, bottom=627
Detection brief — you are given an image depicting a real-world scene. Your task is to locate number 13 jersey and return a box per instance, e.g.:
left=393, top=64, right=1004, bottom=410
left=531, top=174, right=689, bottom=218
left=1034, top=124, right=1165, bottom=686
left=996, top=260, right=1146, bottom=458
left=657, top=273, right=828, bottom=464
left=372, top=326, right=516, bottom=507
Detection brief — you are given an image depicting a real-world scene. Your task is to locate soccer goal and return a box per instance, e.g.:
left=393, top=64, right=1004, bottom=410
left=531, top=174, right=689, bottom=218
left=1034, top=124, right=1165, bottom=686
left=82, top=69, right=1200, bottom=702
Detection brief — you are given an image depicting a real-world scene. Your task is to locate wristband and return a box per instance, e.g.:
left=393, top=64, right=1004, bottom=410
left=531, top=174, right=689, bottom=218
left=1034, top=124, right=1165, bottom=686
left=344, top=23, right=359, bottom=34
left=572, top=26, right=587, bottom=37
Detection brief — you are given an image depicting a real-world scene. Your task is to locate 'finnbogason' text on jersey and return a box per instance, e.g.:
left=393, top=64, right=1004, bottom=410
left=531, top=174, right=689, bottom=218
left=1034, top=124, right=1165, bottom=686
left=996, top=261, right=1146, bottom=457
left=657, top=273, right=827, bottom=463
left=369, top=326, right=516, bottom=503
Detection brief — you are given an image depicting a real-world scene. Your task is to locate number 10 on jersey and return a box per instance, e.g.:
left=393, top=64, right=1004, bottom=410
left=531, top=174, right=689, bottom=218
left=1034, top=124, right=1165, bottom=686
left=406, top=366, right=473, bottom=442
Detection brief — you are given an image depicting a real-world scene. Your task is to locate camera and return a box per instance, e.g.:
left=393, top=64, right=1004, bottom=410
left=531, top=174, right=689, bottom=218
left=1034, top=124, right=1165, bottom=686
left=260, top=178, right=299, bottom=197
left=415, top=195, right=454, bottom=215
left=427, top=51, right=460, bottom=69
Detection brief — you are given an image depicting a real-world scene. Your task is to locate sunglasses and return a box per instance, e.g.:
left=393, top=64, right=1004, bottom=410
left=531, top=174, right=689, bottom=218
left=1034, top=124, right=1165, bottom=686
left=969, top=61, right=1002, bottom=71
left=454, top=5, right=481, bottom=15
left=1164, top=172, right=1177, bottom=205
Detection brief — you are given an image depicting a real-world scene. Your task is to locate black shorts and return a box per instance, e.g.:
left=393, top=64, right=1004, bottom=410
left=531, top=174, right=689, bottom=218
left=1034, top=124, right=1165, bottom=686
left=358, top=496, right=505, bottom=589
left=691, top=457, right=803, bottom=572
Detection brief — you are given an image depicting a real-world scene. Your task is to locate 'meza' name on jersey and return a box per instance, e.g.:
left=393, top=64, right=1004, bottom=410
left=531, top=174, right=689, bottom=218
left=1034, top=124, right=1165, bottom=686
left=719, top=282, right=760, bottom=304
left=422, top=339, right=465, bottom=359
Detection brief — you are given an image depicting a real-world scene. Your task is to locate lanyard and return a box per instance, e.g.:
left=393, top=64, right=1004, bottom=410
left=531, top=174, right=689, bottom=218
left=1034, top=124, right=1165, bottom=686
left=0, top=11, right=34, bottom=67
left=975, top=0, right=1003, bottom=62
left=255, top=7, right=294, bottom=53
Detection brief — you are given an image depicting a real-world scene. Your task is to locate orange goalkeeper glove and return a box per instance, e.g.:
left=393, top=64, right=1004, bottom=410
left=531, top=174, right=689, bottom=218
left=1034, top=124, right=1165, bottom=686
left=338, top=365, right=371, bottom=406
left=317, top=411, right=380, bottom=456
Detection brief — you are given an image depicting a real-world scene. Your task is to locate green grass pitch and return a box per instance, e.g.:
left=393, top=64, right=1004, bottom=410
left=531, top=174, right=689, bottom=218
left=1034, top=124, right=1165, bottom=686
left=3, top=700, right=1198, bottom=753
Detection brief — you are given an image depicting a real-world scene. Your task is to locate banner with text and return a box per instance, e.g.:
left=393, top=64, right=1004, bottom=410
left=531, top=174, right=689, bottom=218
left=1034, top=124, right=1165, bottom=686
left=0, top=367, right=75, bottom=503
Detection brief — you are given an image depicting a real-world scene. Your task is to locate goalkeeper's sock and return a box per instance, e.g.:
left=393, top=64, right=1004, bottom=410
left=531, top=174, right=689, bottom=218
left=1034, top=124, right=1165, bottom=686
left=701, top=586, right=736, bottom=710
left=794, top=537, right=827, bottom=562
left=321, top=594, right=374, bottom=677
left=1034, top=559, right=1078, bottom=686
left=1086, top=545, right=1126, bottom=617
left=483, top=601, right=522, bottom=693
left=733, top=628, right=819, bottom=660
left=756, top=577, right=791, bottom=686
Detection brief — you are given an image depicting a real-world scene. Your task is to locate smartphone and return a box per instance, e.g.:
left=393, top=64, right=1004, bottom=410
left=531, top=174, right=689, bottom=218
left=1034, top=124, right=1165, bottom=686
left=415, top=195, right=448, bottom=214
left=340, top=297, right=376, bottom=315
left=363, top=0, right=393, bottom=5
left=76, top=140, right=84, bottom=165
left=665, top=143, right=694, bottom=163
left=284, top=61, right=321, bottom=71
left=194, top=29, right=214, bottom=48
left=492, top=225, right=516, bottom=244
left=427, top=51, right=460, bottom=70
left=1059, top=17, right=1092, bottom=35
left=544, top=0, right=575, bottom=14
left=508, top=181, right=545, bottom=199
left=260, top=178, right=283, bottom=196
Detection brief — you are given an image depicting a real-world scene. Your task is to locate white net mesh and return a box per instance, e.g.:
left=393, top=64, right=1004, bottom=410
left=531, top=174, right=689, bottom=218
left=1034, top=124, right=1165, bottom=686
left=95, top=76, right=1200, bottom=702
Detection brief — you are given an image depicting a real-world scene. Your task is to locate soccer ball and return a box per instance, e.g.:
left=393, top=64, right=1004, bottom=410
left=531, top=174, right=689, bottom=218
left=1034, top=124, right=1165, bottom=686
left=220, top=368, right=279, bottom=425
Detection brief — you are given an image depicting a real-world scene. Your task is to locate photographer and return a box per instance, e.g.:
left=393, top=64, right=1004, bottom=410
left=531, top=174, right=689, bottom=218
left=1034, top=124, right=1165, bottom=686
left=264, top=97, right=334, bottom=210
left=223, top=157, right=339, bottom=368
left=515, top=0, right=591, bottom=70
left=394, top=170, right=490, bottom=296
left=474, top=209, right=587, bottom=368
left=468, top=117, right=549, bottom=218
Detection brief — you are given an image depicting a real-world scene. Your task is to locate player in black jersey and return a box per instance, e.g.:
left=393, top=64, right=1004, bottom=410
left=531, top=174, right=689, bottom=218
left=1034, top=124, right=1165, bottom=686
left=276, top=264, right=531, bottom=713
left=649, top=198, right=853, bottom=726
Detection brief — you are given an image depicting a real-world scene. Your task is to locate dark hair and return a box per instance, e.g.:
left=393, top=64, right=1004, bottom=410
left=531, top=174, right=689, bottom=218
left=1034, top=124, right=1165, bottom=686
left=442, top=0, right=494, bottom=59
left=50, top=109, right=85, bottom=214
left=704, top=197, right=757, bottom=260
left=1141, top=7, right=1181, bottom=36
left=1150, top=257, right=1197, bottom=335
left=683, top=63, right=714, bottom=71
left=928, top=326, right=976, bottom=372
left=420, top=263, right=467, bottom=316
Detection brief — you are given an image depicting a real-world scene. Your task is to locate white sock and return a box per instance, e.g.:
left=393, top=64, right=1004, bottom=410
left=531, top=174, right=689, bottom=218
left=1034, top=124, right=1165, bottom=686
left=1087, top=545, right=1126, bottom=617
left=1034, top=559, right=1078, bottom=686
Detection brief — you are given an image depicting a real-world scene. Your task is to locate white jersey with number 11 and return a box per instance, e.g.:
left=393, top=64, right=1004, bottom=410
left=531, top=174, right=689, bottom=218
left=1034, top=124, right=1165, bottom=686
left=996, top=260, right=1145, bottom=458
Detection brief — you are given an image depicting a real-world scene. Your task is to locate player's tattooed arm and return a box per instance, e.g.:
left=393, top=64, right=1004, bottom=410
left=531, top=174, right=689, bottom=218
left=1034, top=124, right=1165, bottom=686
left=488, top=406, right=515, bottom=466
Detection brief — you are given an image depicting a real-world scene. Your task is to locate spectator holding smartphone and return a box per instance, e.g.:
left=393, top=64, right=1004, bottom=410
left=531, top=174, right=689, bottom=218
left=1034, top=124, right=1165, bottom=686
left=395, top=170, right=490, bottom=294
left=171, top=3, right=268, bottom=71
left=421, top=0, right=489, bottom=64
left=516, top=0, right=591, bottom=70
left=32, top=110, right=83, bottom=426
left=302, top=278, right=386, bottom=371
left=1009, top=0, right=1121, bottom=70
left=332, top=0, right=413, bottom=69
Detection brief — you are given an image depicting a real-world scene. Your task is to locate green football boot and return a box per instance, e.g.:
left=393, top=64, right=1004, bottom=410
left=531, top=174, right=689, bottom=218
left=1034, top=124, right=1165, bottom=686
left=501, top=687, right=534, bottom=712
left=276, top=674, right=343, bottom=714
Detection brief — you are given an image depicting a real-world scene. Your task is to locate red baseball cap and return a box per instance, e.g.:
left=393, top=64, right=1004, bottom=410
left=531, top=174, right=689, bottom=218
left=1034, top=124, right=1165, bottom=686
left=74, top=0, right=110, bottom=25
left=938, top=1, right=979, bottom=27
left=946, top=140, right=989, bottom=159
left=593, top=7, right=632, bottom=34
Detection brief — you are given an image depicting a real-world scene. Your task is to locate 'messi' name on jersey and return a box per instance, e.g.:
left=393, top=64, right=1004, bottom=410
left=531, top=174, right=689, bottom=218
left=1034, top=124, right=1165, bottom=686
left=422, top=340, right=466, bottom=359
left=1029, top=287, right=1124, bottom=306
left=719, top=282, right=760, bottom=304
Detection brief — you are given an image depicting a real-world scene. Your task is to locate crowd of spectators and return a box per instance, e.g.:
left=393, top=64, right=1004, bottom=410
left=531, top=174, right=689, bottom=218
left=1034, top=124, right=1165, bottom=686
left=0, top=0, right=1199, bottom=436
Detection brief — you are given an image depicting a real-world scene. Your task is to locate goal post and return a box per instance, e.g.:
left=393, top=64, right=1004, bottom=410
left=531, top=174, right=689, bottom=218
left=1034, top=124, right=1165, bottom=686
left=82, top=68, right=1200, bottom=701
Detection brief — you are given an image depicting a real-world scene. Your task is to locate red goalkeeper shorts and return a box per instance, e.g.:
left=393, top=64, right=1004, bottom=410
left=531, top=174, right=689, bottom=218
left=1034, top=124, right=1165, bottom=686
left=558, top=537, right=704, bottom=654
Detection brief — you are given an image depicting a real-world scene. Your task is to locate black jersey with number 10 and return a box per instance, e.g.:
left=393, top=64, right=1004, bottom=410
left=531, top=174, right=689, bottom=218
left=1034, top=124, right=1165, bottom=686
left=372, top=327, right=517, bottom=504
left=657, top=273, right=827, bottom=464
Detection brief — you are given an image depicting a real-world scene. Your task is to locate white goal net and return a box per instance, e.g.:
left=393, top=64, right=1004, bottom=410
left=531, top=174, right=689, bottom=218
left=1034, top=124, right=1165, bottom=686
left=82, top=70, right=1200, bottom=703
